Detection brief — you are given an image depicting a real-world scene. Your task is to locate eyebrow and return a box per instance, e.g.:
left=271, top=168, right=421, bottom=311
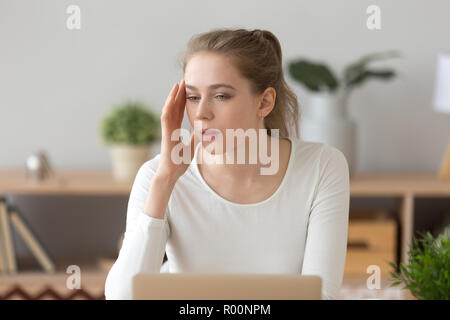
left=185, top=83, right=237, bottom=91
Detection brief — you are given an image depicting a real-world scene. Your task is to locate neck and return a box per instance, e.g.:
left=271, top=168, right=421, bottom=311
left=198, top=132, right=281, bottom=184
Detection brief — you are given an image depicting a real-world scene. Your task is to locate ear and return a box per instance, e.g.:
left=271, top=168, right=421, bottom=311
left=257, top=87, right=276, bottom=118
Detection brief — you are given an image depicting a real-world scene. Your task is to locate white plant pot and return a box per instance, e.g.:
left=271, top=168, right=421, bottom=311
left=109, top=143, right=158, bottom=181
left=300, top=89, right=357, bottom=176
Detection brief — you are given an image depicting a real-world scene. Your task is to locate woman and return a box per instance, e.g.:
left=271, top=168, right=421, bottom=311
left=104, top=28, right=350, bottom=300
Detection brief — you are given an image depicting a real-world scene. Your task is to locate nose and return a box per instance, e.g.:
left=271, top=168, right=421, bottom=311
left=194, top=98, right=214, bottom=120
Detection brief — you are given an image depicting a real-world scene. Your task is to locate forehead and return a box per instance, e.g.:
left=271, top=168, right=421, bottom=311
left=184, top=52, right=245, bottom=89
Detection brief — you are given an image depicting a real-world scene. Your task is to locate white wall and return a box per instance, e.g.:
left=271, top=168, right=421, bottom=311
left=1, top=0, right=449, bottom=261
left=1, top=0, right=449, bottom=172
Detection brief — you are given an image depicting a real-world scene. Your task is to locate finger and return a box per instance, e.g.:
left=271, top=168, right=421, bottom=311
left=173, top=80, right=186, bottom=119
left=174, top=79, right=186, bottom=107
left=164, top=83, right=179, bottom=108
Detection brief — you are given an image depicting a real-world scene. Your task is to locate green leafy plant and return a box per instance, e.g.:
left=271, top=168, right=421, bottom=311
left=287, top=50, right=401, bottom=94
left=388, top=230, right=450, bottom=300
left=101, top=100, right=161, bottom=145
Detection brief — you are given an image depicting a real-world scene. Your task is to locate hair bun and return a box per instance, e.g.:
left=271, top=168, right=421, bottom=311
left=259, top=30, right=282, bottom=62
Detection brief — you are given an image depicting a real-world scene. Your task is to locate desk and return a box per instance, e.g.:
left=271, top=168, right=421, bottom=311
left=1, top=169, right=449, bottom=265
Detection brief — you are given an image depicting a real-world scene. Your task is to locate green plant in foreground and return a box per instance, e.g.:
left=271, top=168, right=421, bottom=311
left=101, top=100, right=161, bottom=145
left=388, top=230, right=450, bottom=300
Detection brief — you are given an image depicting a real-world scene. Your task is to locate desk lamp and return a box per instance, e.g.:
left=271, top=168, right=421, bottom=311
left=432, top=52, right=450, bottom=180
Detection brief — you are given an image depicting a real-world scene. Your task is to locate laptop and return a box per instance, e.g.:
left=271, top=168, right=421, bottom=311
left=132, top=273, right=322, bottom=300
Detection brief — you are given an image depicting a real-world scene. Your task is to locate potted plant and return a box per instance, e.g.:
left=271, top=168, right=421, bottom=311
left=100, top=100, right=161, bottom=181
left=388, top=230, right=450, bottom=300
left=287, top=51, right=400, bottom=175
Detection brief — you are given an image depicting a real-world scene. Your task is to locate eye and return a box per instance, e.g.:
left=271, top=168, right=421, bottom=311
left=215, top=94, right=229, bottom=100
left=186, top=94, right=230, bottom=102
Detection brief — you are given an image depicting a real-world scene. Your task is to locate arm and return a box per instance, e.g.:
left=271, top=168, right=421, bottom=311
left=301, top=145, right=350, bottom=300
left=104, top=79, right=195, bottom=299
left=104, top=160, right=175, bottom=300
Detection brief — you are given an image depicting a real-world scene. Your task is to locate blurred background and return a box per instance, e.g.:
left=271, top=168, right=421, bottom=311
left=0, top=0, right=449, bottom=300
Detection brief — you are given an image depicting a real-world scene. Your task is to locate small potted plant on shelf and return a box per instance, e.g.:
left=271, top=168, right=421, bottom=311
left=388, top=230, right=450, bottom=300
left=100, top=100, right=161, bottom=181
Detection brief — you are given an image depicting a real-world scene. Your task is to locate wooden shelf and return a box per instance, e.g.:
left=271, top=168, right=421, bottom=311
left=0, top=169, right=132, bottom=195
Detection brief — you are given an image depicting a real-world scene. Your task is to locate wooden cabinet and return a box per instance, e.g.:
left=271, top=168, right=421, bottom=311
left=350, top=173, right=450, bottom=265
left=345, top=210, right=397, bottom=275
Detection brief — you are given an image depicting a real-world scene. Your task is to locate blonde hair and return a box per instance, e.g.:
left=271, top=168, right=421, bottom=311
left=177, top=28, right=300, bottom=139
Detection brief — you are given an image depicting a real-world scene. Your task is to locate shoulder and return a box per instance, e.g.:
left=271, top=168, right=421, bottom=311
left=290, top=138, right=348, bottom=170
left=312, top=143, right=350, bottom=190
left=134, top=152, right=200, bottom=189
left=130, top=153, right=161, bottom=192
left=138, top=153, right=161, bottom=176
left=288, top=138, right=349, bottom=189
left=317, top=143, right=349, bottom=174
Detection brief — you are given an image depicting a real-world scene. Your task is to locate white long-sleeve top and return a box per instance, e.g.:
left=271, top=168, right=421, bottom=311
left=104, top=137, right=350, bottom=300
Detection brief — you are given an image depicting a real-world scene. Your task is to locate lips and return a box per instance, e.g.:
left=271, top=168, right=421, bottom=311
left=202, top=128, right=219, bottom=136
left=201, top=128, right=219, bottom=142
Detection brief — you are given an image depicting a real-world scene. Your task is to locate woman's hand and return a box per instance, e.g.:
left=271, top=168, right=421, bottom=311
left=156, top=79, right=198, bottom=183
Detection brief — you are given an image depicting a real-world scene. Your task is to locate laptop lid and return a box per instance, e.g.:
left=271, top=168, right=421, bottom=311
left=132, top=273, right=322, bottom=300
